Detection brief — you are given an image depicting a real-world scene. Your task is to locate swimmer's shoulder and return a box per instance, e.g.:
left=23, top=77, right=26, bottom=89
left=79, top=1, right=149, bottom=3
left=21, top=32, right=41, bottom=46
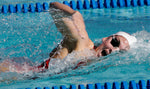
left=75, top=38, right=94, bottom=52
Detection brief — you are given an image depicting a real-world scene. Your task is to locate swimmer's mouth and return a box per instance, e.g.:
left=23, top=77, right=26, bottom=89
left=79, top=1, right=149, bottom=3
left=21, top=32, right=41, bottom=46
left=101, top=50, right=107, bottom=56
left=97, top=49, right=111, bottom=57
left=97, top=50, right=108, bottom=57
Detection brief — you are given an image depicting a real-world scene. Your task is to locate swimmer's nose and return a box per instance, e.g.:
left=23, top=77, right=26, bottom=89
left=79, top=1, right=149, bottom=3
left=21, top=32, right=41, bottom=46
left=102, top=49, right=112, bottom=56
left=111, top=47, right=120, bottom=52
left=105, top=49, right=112, bottom=54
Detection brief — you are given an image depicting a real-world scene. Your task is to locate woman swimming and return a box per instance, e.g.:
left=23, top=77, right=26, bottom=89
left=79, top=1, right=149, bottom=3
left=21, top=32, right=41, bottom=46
left=0, top=2, right=137, bottom=73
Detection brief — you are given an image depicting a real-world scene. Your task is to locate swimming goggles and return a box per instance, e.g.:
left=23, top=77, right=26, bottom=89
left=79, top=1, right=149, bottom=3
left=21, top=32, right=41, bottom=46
left=110, top=35, right=120, bottom=47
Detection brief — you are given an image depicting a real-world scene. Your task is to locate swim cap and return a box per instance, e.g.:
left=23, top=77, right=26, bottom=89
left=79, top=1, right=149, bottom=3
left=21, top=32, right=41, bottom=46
left=114, top=31, right=137, bottom=47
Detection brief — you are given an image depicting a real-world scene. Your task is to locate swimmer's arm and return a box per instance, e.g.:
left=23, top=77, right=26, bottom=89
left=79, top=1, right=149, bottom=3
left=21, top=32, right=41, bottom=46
left=50, top=2, right=75, bottom=36
left=0, top=61, right=9, bottom=73
left=50, top=2, right=75, bottom=15
left=49, top=2, right=89, bottom=41
left=50, top=2, right=94, bottom=52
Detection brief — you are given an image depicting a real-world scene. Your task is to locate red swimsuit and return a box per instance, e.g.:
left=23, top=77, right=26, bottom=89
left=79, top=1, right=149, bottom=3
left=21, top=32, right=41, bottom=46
left=37, top=58, right=51, bottom=70
left=37, top=46, right=97, bottom=70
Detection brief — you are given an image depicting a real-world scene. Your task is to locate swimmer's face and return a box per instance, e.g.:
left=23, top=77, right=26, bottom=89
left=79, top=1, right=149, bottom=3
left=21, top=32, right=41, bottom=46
left=95, top=35, right=130, bottom=57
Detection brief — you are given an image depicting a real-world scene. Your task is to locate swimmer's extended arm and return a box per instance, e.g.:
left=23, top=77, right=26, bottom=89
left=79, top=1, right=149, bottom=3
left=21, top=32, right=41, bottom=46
left=34, top=2, right=94, bottom=71
left=50, top=2, right=89, bottom=39
left=0, top=61, right=9, bottom=73
left=49, top=2, right=94, bottom=58
left=50, top=2, right=75, bottom=15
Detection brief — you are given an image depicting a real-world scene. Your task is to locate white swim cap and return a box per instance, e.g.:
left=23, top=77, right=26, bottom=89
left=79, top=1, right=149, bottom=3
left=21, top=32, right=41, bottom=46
left=114, top=31, right=137, bottom=47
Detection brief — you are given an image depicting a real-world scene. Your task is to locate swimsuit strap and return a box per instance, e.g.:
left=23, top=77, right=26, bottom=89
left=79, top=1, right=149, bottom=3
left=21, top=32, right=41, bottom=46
left=45, top=58, right=51, bottom=69
left=93, top=45, right=97, bottom=49
left=37, top=58, right=51, bottom=69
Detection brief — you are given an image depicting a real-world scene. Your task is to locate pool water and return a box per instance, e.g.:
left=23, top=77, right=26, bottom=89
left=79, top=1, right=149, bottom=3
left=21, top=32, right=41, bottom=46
left=0, top=2, right=150, bottom=89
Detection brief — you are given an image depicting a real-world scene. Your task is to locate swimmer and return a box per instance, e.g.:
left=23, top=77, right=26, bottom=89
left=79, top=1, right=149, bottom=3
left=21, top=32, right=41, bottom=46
left=37, top=2, right=137, bottom=69
left=0, top=2, right=137, bottom=73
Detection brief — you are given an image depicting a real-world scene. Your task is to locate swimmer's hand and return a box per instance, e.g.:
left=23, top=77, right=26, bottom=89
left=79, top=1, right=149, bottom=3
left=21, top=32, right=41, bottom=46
left=0, top=60, right=10, bottom=73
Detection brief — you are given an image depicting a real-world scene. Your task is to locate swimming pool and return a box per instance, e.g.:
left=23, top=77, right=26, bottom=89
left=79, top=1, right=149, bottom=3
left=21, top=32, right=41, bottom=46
left=0, top=0, right=150, bottom=89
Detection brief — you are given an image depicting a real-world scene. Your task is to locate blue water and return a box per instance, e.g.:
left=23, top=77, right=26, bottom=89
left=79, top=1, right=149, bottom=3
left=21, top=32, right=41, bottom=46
left=0, top=2, right=150, bottom=89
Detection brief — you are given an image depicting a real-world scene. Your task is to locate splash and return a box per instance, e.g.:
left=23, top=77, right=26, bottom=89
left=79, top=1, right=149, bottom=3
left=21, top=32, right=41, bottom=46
left=42, top=30, right=150, bottom=79
left=4, top=30, right=145, bottom=81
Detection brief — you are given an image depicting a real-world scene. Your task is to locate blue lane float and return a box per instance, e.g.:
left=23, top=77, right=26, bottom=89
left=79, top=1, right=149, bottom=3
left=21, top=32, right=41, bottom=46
left=77, top=0, right=83, bottom=10
left=23, top=4, right=28, bottom=13
left=104, top=0, right=111, bottom=8
left=110, top=0, right=117, bottom=8
left=43, top=2, right=49, bottom=11
left=90, top=0, right=98, bottom=9
left=8, top=4, right=16, bottom=13
left=117, top=0, right=125, bottom=7
left=121, top=81, right=128, bottom=89
left=2, top=5, right=8, bottom=14
left=125, top=0, right=131, bottom=7
left=16, top=4, right=22, bottom=13
left=70, top=0, right=77, bottom=10
left=83, top=0, right=90, bottom=9
left=23, top=80, right=150, bottom=89
left=131, top=0, right=138, bottom=7
left=145, top=0, right=150, bottom=5
left=0, top=0, right=150, bottom=14
left=98, top=0, right=104, bottom=8
left=63, top=1, right=70, bottom=7
left=29, top=3, right=35, bottom=13
left=36, top=3, right=42, bottom=12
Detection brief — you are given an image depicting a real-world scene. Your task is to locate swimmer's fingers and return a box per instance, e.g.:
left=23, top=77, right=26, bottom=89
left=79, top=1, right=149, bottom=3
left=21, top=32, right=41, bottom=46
left=0, top=60, right=11, bottom=73
left=50, top=2, right=75, bottom=15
